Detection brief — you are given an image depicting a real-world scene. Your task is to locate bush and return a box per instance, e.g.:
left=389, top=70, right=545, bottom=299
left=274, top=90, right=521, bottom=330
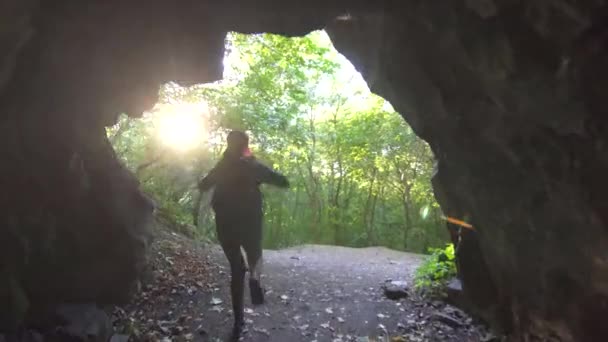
left=414, top=243, right=457, bottom=297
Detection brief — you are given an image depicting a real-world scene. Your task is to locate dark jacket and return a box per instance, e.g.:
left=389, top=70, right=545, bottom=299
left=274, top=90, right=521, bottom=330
left=198, top=154, right=289, bottom=213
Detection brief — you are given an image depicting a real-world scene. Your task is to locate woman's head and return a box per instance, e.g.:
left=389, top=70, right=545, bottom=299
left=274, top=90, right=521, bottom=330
left=225, top=130, right=250, bottom=156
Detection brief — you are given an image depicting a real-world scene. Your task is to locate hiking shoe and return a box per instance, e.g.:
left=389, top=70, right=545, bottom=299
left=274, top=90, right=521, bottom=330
left=230, top=320, right=245, bottom=342
left=249, top=278, right=265, bottom=305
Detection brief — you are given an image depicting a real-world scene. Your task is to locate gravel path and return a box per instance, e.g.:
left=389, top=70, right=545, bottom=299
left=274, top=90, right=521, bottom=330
left=115, top=231, right=488, bottom=342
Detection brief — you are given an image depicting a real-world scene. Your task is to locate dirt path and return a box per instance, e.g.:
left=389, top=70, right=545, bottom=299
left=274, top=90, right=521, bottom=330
left=114, top=230, right=488, bottom=342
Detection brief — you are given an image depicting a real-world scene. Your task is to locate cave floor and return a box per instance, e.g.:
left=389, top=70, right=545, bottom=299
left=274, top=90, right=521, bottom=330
left=113, top=228, right=489, bottom=341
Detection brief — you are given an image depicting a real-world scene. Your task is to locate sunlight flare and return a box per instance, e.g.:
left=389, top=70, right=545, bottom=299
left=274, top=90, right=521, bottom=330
left=156, top=102, right=207, bottom=151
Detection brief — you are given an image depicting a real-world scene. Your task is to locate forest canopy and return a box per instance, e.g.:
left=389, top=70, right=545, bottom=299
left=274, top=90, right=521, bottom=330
left=107, top=30, right=448, bottom=253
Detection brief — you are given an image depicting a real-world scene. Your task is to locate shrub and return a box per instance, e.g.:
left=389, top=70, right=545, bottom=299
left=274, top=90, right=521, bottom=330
left=413, top=243, right=457, bottom=297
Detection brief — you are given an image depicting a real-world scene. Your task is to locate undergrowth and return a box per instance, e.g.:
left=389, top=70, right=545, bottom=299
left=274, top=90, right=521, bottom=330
left=414, top=243, right=457, bottom=297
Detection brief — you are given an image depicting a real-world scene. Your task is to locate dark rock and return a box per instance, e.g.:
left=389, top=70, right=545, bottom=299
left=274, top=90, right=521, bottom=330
left=431, top=312, right=464, bottom=329
left=382, top=280, right=409, bottom=300
left=445, top=278, right=467, bottom=309
left=52, top=304, right=112, bottom=342
left=447, top=278, right=462, bottom=292
left=430, top=301, right=444, bottom=308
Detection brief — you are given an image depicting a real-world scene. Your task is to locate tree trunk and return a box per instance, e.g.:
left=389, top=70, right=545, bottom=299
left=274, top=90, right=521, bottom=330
left=291, top=185, right=301, bottom=224
left=368, top=187, right=380, bottom=246
left=192, top=192, right=202, bottom=226
left=362, top=168, right=378, bottom=245
left=402, top=189, right=412, bottom=251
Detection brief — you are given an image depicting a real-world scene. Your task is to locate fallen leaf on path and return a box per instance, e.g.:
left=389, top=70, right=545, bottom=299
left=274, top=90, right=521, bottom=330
left=210, top=297, right=223, bottom=305
left=253, top=327, right=270, bottom=336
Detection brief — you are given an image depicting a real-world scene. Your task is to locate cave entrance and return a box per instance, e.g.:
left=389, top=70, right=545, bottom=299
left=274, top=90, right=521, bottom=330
left=107, top=30, right=449, bottom=255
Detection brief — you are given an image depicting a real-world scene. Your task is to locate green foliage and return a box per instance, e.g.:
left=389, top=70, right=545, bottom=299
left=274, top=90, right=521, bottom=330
left=414, top=244, right=457, bottom=296
left=107, top=30, right=450, bottom=251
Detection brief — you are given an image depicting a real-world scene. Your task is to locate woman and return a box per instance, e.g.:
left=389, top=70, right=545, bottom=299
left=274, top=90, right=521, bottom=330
left=198, top=130, right=289, bottom=336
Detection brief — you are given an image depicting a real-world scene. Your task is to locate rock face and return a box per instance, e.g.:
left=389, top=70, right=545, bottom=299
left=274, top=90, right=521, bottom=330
left=327, top=3, right=608, bottom=341
left=1, top=0, right=607, bottom=341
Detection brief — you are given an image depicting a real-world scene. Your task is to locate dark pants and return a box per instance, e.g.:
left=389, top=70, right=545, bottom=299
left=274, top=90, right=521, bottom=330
left=214, top=204, right=263, bottom=325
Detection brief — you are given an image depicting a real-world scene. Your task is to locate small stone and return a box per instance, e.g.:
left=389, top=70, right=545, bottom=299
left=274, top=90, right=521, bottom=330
left=382, top=280, right=409, bottom=300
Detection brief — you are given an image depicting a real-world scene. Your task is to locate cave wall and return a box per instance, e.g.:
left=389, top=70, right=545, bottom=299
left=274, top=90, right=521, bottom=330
left=327, top=2, right=608, bottom=340
left=0, top=0, right=357, bottom=330
left=1, top=0, right=608, bottom=340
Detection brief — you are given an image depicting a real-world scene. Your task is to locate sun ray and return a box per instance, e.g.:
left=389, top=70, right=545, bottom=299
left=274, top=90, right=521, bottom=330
left=155, top=102, right=207, bottom=151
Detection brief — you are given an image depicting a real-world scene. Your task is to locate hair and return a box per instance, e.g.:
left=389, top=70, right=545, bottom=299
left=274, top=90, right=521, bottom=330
left=225, top=130, right=249, bottom=157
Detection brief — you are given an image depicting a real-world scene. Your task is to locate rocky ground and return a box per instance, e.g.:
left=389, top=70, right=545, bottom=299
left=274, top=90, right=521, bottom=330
left=110, top=228, right=495, bottom=342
